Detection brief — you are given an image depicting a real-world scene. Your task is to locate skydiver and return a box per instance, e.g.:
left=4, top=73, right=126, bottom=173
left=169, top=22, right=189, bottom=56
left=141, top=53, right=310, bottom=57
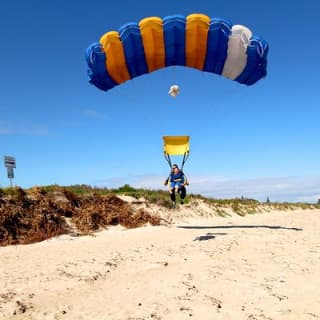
left=164, top=164, right=188, bottom=207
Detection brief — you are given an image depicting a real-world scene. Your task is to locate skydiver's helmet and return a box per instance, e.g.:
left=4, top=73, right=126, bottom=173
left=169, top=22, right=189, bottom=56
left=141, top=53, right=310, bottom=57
left=168, top=84, right=180, bottom=97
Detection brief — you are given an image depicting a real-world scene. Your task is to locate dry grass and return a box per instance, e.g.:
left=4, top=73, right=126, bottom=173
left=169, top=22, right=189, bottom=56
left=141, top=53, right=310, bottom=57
left=1, top=185, right=319, bottom=246
left=0, top=187, right=160, bottom=246
left=0, top=187, right=68, bottom=246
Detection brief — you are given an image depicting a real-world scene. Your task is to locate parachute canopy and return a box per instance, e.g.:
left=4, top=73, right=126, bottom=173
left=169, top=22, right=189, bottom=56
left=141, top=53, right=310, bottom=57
left=86, top=13, right=269, bottom=92
left=163, top=136, right=190, bottom=155
left=163, top=136, right=190, bottom=170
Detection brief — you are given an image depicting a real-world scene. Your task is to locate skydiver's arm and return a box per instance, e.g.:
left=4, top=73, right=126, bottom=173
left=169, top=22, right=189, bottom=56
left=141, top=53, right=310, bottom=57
left=164, top=173, right=173, bottom=185
left=173, top=172, right=184, bottom=182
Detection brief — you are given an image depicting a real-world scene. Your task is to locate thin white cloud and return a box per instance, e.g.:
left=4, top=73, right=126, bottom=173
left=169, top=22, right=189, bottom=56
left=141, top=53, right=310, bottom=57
left=296, top=194, right=320, bottom=203
left=59, top=120, right=82, bottom=127
left=187, top=175, right=320, bottom=203
left=96, top=174, right=164, bottom=190
left=83, top=109, right=107, bottom=120
left=0, top=123, right=49, bottom=135
left=58, top=109, right=107, bottom=127
left=96, top=174, right=320, bottom=203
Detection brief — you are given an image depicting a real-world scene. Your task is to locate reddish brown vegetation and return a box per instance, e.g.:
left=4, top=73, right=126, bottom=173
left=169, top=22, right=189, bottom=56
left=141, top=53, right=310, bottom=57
left=0, top=187, right=160, bottom=246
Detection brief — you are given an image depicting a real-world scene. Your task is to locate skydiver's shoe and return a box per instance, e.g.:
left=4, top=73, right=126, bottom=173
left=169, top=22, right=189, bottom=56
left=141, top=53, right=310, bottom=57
left=180, top=200, right=184, bottom=205
left=172, top=201, right=176, bottom=209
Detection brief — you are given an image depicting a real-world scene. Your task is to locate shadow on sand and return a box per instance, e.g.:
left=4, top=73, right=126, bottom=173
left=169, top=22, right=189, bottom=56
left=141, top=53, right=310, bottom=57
left=193, top=232, right=228, bottom=241
left=178, top=225, right=303, bottom=231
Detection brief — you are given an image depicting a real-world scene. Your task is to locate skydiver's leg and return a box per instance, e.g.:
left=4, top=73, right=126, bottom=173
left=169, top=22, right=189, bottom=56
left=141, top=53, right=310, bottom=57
left=169, top=182, right=176, bottom=207
left=170, top=191, right=176, bottom=203
left=170, top=189, right=176, bottom=208
left=175, top=182, right=181, bottom=194
left=180, top=186, right=186, bottom=199
left=179, top=186, right=186, bottom=204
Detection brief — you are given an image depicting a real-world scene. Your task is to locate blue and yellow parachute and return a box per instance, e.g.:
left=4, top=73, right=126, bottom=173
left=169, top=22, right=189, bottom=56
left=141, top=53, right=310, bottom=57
left=86, top=13, right=269, bottom=91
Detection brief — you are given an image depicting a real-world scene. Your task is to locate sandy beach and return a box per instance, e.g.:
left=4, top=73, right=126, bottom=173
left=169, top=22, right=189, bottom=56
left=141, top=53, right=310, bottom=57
left=1, top=208, right=320, bottom=320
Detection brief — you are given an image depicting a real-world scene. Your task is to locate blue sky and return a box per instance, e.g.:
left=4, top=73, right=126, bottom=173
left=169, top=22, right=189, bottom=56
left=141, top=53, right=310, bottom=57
left=1, top=0, right=320, bottom=202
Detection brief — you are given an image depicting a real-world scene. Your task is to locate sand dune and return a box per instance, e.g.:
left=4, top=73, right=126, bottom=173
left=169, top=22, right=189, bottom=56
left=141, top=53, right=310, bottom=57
left=1, top=206, right=320, bottom=319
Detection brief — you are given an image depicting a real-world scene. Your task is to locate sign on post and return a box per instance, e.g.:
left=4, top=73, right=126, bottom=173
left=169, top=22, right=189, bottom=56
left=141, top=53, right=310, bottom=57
left=4, top=156, right=16, bottom=168
left=4, top=156, right=16, bottom=187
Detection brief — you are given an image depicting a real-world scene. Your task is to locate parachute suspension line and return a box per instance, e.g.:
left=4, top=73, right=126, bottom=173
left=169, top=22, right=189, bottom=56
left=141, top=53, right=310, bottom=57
left=180, top=151, right=190, bottom=186
left=164, top=151, right=189, bottom=170
left=164, top=152, right=172, bottom=168
left=169, top=65, right=180, bottom=98
left=181, top=151, right=189, bottom=170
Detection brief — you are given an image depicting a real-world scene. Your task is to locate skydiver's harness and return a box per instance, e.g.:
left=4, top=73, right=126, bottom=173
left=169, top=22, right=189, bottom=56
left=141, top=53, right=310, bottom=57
left=164, top=149, right=189, bottom=187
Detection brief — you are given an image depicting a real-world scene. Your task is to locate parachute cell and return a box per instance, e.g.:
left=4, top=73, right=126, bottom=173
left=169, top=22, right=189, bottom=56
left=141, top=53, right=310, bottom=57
left=86, top=13, right=269, bottom=91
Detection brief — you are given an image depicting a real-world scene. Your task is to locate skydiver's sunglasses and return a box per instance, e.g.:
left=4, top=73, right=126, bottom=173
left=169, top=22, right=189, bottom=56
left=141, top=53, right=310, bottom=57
left=172, top=167, right=177, bottom=169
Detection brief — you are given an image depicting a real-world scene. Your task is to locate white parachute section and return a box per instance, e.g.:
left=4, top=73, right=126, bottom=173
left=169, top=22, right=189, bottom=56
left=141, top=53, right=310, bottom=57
left=222, top=25, right=253, bottom=80
left=168, top=84, right=180, bottom=97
